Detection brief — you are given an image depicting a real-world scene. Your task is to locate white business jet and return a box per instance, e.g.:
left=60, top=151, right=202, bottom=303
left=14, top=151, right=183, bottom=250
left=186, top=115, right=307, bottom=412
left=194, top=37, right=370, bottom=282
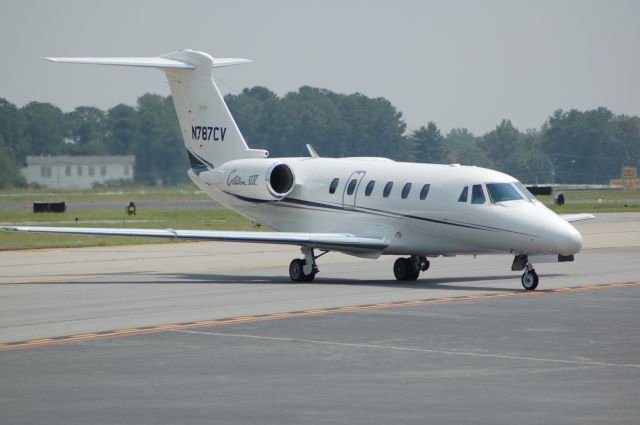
left=3, top=50, right=593, bottom=290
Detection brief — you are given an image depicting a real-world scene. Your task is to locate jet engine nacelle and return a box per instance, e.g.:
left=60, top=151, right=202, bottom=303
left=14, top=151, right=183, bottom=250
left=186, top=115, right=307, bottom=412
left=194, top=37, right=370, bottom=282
left=203, top=159, right=295, bottom=201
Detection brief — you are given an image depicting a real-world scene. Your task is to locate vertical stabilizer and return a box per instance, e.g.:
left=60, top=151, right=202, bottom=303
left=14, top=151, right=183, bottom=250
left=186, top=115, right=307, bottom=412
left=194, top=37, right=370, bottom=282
left=160, top=50, right=268, bottom=167
left=44, top=50, right=268, bottom=168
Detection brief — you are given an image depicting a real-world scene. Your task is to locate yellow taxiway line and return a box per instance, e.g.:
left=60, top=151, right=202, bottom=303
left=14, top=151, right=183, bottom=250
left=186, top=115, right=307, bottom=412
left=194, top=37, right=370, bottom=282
left=1, top=281, right=638, bottom=352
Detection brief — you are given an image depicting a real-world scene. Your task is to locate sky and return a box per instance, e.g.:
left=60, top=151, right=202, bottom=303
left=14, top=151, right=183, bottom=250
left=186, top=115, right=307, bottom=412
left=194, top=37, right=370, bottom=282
left=1, top=0, right=639, bottom=135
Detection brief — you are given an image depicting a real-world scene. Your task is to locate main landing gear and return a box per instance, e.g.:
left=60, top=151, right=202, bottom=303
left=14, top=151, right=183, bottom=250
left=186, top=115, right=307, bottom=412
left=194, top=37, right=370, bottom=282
left=393, top=255, right=430, bottom=281
left=289, top=247, right=324, bottom=282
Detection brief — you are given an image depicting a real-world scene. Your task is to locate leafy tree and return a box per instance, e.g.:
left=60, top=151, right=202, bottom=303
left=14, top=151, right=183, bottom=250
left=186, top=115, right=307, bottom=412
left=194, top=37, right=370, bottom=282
left=0, top=98, right=24, bottom=163
left=443, top=128, right=493, bottom=167
left=227, top=86, right=407, bottom=160
left=480, top=121, right=553, bottom=182
left=19, top=102, right=66, bottom=160
left=2, top=90, right=640, bottom=188
left=541, top=108, right=618, bottom=184
left=104, top=103, right=138, bottom=155
left=133, top=94, right=187, bottom=185
left=0, top=136, right=26, bottom=188
left=63, top=106, right=107, bottom=155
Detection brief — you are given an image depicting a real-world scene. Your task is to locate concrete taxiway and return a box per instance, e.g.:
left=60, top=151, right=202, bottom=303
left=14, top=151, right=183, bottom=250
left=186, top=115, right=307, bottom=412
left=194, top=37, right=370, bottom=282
left=1, top=213, right=639, bottom=424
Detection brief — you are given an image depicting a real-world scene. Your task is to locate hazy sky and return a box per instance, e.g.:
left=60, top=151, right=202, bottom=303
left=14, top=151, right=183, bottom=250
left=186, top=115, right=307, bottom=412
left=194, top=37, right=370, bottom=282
left=2, top=0, right=639, bottom=134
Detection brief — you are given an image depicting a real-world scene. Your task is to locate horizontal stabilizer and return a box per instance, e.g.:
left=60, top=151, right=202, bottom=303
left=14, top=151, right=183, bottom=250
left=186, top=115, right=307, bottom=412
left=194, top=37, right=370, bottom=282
left=559, top=213, right=594, bottom=223
left=43, top=55, right=251, bottom=69
left=1, top=226, right=388, bottom=253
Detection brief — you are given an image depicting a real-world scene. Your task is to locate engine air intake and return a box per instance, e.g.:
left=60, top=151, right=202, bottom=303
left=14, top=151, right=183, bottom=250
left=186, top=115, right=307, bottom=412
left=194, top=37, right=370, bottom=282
left=268, top=163, right=295, bottom=197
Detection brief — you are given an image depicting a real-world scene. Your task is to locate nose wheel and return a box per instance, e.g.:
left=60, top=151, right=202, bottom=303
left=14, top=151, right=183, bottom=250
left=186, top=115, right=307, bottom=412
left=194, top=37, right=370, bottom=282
left=521, top=268, right=539, bottom=291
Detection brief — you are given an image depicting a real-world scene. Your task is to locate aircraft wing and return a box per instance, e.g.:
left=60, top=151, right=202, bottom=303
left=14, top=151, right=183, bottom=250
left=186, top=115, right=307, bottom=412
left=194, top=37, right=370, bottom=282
left=0, top=226, right=388, bottom=253
left=559, top=213, right=594, bottom=223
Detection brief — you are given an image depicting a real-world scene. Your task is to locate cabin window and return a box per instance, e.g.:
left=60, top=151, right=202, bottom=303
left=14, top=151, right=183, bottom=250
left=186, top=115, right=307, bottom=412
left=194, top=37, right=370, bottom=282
left=471, top=184, right=486, bottom=204
left=65, top=166, right=71, bottom=176
left=346, top=178, right=358, bottom=195
left=77, top=166, right=83, bottom=176
left=89, top=166, right=95, bottom=177
left=365, top=180, right=375, bottom=196
left=100, top=166, right=107, bottom=176
left=329, top=178, right=339, bottom=194
left=420, top=184, right=430, bottom=200
left=401, top=183, right=412, bottom=199
left=458, top=186, right=468, bottom=202
left=383, top=181, right=393, bottom=198
left=486, top=183, right=524, bottom=203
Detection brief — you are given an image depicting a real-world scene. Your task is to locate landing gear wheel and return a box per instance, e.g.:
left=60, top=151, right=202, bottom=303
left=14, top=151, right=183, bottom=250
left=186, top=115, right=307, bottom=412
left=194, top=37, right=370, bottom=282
left=289, top=259, right=306, bottom=282
left=289, top=258, right=316, bottom=282
left=394, top=258, right=420, bottom=281
left=521, top=269, right=539, bottom=291
left=407, top=268, right=420, bottom=281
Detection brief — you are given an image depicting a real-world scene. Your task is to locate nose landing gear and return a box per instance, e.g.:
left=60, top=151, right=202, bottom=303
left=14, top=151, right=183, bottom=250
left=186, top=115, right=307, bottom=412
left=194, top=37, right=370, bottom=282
left=512, top=254, right=539, bottom=290
left=521, top=267, right=539, bottom=291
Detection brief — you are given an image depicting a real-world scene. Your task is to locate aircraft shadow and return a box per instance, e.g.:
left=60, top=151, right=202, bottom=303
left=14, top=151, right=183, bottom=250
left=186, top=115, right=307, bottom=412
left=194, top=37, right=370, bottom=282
left=27, top=271, right=566, bottom=292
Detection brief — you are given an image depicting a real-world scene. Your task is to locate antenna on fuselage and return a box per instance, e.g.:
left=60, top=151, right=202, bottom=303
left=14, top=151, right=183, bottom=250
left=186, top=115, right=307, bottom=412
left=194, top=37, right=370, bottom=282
left=306, top=144, right=320, bottom=158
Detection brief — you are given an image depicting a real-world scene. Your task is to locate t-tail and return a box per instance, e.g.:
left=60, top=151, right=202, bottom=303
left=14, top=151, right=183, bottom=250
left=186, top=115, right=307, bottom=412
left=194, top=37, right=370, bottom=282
left=44, top=50, right=268, bottom=169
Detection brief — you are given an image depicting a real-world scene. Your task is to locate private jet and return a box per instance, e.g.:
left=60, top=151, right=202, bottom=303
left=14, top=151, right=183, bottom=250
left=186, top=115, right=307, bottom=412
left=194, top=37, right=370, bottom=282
left=2, top=50, right=592, bottom=290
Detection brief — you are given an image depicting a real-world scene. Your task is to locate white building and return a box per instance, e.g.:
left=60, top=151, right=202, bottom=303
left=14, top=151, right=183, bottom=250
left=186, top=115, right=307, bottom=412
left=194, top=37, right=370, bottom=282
left=21, top=156, right=135, bottom=189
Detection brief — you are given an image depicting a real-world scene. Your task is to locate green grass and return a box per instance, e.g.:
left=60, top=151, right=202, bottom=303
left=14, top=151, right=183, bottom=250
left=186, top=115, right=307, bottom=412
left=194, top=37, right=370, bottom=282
left=537, top=190, right=640, bottom=202
left=0, top=184, right=209, bottom=202
left=547, top=203, right=640, bottom=213
left=2, top=187, right=639, bottom=251
left=0, top=209, right=256, bottom=250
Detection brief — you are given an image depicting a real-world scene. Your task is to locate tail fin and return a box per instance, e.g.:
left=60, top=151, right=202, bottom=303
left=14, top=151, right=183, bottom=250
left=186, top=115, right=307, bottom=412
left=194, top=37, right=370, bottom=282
left=44, top=50, right=268, bottom=168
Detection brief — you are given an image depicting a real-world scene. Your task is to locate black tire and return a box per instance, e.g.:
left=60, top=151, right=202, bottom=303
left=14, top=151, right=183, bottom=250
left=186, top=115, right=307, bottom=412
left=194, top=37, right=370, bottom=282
left=407, top=267, right=420, bottom=281
left=394, top=258, right=420, bottom=281
left=521, top=269, right=539, bottom=291
left=393, top=258, right=409, bottom=281
left=303, top=272, right=316, bottom=282
left=289, top=259, right=306, bottom=282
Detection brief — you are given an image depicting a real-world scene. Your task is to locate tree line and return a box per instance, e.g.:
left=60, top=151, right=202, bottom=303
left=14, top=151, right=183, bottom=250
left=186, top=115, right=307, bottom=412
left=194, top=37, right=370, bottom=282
left=1, top=88, right=638, bottom=189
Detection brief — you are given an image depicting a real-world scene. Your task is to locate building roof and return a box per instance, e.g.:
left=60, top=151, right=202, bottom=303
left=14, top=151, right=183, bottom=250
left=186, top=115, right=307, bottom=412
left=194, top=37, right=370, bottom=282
left=25, top=155, right=135, bottom=166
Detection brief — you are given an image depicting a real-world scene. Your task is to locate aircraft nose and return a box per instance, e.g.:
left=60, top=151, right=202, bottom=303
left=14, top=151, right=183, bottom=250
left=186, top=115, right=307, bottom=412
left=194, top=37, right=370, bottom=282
left=560, top=224, right=583, bottom=254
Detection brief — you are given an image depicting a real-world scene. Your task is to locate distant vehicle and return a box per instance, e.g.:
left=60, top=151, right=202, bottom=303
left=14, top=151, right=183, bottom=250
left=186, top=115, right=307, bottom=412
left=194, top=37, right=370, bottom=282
left=2, top=50, right=593, bottom=290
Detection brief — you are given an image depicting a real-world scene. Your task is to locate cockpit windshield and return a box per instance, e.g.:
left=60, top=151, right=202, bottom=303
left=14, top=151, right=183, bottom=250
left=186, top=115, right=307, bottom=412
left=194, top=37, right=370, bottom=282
left=513, top=181, right=537, bottom=202
left=486, top=183, right=524, bottom=203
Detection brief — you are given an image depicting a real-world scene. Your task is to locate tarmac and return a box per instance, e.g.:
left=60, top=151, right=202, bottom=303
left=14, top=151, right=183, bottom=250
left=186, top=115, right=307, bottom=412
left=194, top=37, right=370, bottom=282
left=1, top=213, right=639, bottom=424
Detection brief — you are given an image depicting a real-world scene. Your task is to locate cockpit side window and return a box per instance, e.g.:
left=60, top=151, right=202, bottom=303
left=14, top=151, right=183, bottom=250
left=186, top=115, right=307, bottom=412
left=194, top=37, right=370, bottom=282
left=513, top=181, right=537, bottom=202
left=486, top=183, right=524, bottom=203
left=458, top=186, right=468, bottom=202
left=471, top=184, right=486, bottom=204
